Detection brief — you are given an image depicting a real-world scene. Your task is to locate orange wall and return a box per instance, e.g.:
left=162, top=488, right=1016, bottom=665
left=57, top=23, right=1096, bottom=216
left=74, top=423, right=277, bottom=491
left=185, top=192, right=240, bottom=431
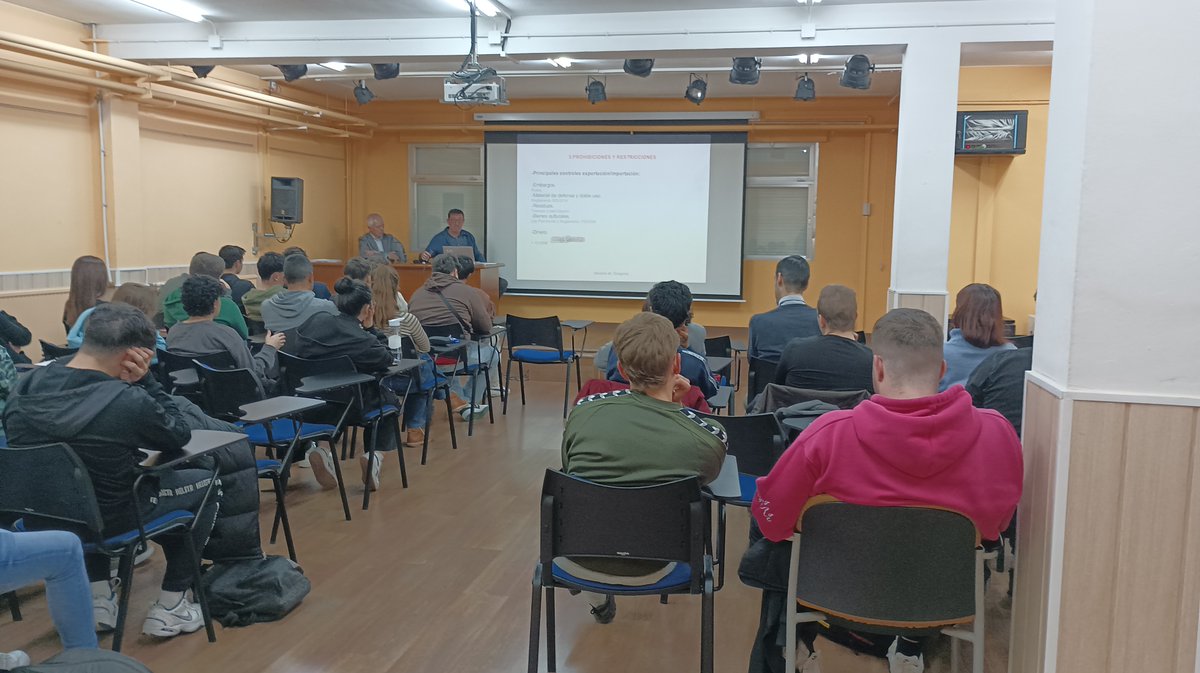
left=349, top=97, right=900, bottom=330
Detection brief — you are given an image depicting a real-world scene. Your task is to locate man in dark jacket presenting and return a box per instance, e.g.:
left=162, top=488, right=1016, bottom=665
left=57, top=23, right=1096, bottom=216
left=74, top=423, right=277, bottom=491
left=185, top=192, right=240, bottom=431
left=4, top=303, right=221, bottom=641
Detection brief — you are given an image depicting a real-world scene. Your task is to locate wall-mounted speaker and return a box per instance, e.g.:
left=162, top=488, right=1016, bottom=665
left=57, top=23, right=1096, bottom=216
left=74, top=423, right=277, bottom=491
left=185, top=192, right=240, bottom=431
left=270, top=177, right=304, bottom=224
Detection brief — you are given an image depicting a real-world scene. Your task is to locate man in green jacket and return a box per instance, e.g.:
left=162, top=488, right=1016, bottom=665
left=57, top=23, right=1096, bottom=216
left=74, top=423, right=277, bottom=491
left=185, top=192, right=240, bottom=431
left=560, top=311, right=727, bottom=624
left=161, top=252, right=248, bottom=339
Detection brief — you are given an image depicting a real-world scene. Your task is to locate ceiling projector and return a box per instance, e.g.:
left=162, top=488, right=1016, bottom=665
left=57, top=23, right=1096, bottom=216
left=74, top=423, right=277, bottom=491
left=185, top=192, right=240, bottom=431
left=442, top=68, right=509, bottom=105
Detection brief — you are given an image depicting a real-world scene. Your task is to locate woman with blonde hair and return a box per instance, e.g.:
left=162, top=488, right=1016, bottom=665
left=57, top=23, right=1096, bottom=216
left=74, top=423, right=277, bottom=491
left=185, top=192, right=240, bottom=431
left=68, top=283, right=166, bottom=352
left=367, top=264, right=436, bottom=447
left=62, top=256, right=109, bottom=333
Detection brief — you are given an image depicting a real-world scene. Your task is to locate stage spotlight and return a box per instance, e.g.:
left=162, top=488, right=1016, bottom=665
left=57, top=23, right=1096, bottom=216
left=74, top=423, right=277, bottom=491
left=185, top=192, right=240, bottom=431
left=623, top=59, right=655, bottom=78
left=190, top=65, right=215, bottom=79
left=840, top=54, right=873, bottom=90
left=275, top=64, right=308, bottom=82
left=372, top=64, right=400, bottom=80
left=793, top=74, right=816, bottom=101
left=585, top=77, right=607, bottom=104
left=729, top=57, right=762, bottom=85
left=684, top=74, right=707, bottom=105
left=353, top=80, right=376, bottom=105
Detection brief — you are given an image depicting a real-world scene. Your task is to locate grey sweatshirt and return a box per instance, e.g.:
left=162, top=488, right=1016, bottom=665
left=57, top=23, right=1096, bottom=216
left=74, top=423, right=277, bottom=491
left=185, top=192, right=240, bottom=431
left=260, top=290, right=337, bottom=333
left=166, top=320, right=278, bottom=395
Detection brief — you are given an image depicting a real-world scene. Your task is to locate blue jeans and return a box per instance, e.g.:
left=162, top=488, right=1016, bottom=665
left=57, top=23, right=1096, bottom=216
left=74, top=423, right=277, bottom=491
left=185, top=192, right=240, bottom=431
left=383, top=358, right=437, bottom=430
left=0, top=529, right=99, bottom=650
left=441, top=344, right=499, bottom=405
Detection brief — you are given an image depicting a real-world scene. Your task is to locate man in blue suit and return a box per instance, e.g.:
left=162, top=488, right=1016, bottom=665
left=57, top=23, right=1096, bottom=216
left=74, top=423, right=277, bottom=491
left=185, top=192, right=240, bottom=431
left=747, top=255, right=820, bottom=363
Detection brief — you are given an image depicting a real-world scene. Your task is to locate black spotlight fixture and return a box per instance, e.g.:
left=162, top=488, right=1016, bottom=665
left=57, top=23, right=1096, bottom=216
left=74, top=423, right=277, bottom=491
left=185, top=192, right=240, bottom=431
left=623, top=58, right=655, bottom=78
left=793, top=73, right=816, bottom=101
left=684, top=74, right=707, bottom=105
left=372, top=63, right=400, bottom=80
left=839, top=54, right=873, bottom=90
left=729, top=57, right=762, bottom=85
left=190, top=65, right=215, bottom=79
left=585, top=77, right=607, bottom=104
left=353, top=80, right=376, bottom=105
left=275, top=64, right=308, bottom=82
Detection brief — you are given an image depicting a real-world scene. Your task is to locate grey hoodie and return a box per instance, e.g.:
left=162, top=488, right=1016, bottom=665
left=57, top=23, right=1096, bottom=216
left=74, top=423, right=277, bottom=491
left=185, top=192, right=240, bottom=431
left=260, top=289, right=337, bottom=333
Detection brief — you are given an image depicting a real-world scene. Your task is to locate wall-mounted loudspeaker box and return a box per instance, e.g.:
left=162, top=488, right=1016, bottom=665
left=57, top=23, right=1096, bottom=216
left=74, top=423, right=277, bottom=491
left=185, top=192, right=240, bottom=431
left=270, top=177, right=304, bottom=224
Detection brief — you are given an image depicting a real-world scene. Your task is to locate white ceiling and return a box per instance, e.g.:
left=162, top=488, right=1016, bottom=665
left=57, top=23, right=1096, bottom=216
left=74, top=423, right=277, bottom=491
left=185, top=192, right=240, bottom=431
left=11, top=0, right=971, bottom=24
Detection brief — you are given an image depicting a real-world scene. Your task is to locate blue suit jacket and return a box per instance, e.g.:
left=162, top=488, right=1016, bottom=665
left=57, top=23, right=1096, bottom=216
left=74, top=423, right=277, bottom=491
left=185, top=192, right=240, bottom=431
left=748, top=302, right=820, bottom=362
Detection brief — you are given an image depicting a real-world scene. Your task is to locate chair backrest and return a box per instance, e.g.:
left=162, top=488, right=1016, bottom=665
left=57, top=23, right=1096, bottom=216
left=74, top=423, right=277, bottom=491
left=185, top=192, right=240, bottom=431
left=539, top=469, right=707, bottom=593
left=39, top=340, right=78, bottom=362
left=423, top=322, right=468, bottom=342
left=277, top=352, right=357, bottom=394
left=758, top=384, right=870, bottom=413
left=1010, top=335, right=1034, bottom=349
left=704, top=336, right=732, bottom=359
left=0, top=444, right=104, bottom=539
left=747, top=357, right=778, bottom=402
left=506, top=315, right=564, bottom=355
left=158, top=349, right=234, bottom=376
left=696, top=412, right=785, bottom=477
left=794, top=500, right=978, bottom=627
left=195, top=364, right=262, bottom=419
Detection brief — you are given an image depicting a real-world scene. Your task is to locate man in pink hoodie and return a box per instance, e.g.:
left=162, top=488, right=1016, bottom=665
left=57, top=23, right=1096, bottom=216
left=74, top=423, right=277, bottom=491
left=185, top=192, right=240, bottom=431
left=752, top=308, right=1023, bottom=673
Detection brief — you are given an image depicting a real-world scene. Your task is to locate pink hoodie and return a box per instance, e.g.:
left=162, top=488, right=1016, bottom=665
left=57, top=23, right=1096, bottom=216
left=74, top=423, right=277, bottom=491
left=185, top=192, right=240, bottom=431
left=752, top=386, right=1023, bottom=542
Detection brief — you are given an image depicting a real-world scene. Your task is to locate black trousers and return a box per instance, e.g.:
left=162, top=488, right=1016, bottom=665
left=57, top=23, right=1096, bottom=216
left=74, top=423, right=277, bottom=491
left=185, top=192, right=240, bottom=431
left=88, top=467, right=221, bottom=592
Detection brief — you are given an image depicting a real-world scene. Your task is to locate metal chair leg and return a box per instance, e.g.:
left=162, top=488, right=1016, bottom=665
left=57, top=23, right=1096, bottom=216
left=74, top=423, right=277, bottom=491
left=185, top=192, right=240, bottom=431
left=4, top=591, right=20, bottom=621
left=503, top=358, right=513, bottom=415
left=701, top=558, right=714, bottom=673
left=563, top=360, right=571, bottom=418
left=528, top=567, right=543, bottom=673
left=421, top=389, right=435, bottom=465
left=393, top=415, right=408, bottom=488
left=518, top=361, right=527, bottom=405
left=545, top=586, right=557, bottom=673
left=349, top=427, right=359, bottom=459
left=362, top=425, right=378, bottom=511
left=484, top=367, right=495, bottom=425
left=444, top=387, right=458, bottom=450
left=328, top=439, right=351, bottom=521
left=183, top=534, right=216, bottom=643
left=272, top=473, right=297, bottom=562
left=466, top=372, right=478, bottom=437
left=574, top=356, right=582, bottom=392
left=110, top=551, right=135, bottom=652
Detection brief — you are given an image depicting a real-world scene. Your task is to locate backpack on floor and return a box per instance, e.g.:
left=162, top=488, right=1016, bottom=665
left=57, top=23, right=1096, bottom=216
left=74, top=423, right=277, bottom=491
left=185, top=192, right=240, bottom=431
left=199, top=555, right=311, bottom=627
left=15, top=649, right=152, bottom=673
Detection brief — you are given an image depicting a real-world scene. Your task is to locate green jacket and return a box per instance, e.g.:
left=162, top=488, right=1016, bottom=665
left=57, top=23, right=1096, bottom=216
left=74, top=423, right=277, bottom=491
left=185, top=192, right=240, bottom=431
left=162, top=286, right=249, bottom=339
left=241, top=285, right=284, bottom=323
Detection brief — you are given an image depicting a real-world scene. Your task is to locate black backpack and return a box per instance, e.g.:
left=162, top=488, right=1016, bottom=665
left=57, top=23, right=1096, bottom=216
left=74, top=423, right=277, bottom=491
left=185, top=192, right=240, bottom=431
left=15, top=649, right=152, bottom=673
left=199, top=555, right=311, bottom=627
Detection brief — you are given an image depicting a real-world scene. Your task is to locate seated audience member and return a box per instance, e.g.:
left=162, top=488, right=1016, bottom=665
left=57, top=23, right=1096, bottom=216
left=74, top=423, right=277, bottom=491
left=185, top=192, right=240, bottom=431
left=294, top=278, right=404, bottom=489
left=358, top=213, right=407, bottom=263
left=408, top=254, right=498, bottom=419
left=370, top=264, right=432, bottom=446
left=451, top=255, right=492, bottom=314
left=167, top=276, right=284, bottom=396
left=966, top=346, right=1034, bottom=436
left=606, top=280, right=719, bottom=400
left=774, top=284, right=874, bottom=393
left=283, top=246, right=331, bottom=299
left=241, top=252, right=287, bottom=323
left=261, top=254, right=337, bottom=336
left=0, top=348, right=15, bottom=446
left=62, top=255, right=110, bottom=334
left=940, top=283, right=1016, bottom=391
left=751, top=308, right=1023, bottom=673
left=562, top=312, right=728, bottom=623
left=68, top=283, right=165, bottom=353
left=5, top=303, right=221, bottom=640
left=748, top=255, right=819, bottom=363
left=162, top=252, right=249, bottom=338
left=0, top=310, right=32, bottom=366
left=0, top=529, right=100, bottom=667
left=344, top=256, right=375, bottom=284
left=218, top=244, right=254, bottom=311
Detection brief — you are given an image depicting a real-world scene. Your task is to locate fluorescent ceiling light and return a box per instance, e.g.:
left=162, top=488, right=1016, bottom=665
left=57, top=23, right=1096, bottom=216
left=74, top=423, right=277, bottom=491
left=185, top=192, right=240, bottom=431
left=797, top=0, right=822, bottom=4
left=797, top=54, right=809, bottom=64
left=547, top=57, right=574, bottom=68
left=447, top=0, right=499, bottom=17
left=319, top=62, right=348, bottom=72
left=130, top=0, right=206, bottom=22
left=810, top=54, right=821, bottom=64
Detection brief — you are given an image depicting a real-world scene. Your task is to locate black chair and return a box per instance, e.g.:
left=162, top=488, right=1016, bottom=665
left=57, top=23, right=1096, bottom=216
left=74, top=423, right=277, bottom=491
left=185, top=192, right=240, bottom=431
left=746, top=357, right=778, bottom=413
left=784, top=499, right=992, bottom=673
left=195, top=364, right=342, bottom=556
left=277, top=353, right=408, bottom=510
left=3, top=591, right=20, bottom=621
left=529, top=470, right=714, bottom=673
left=703, top=336, right=735, bottom=389
left=38, top=340, right=77, bottom=362
left=0, top=443, right=217, bottom=651
left=1010, top=335, right=1035, bottom=349
left=504, top=315, right=582, bottom=419
left=697, top=412, right=787, bottom=589
left=426, top=323, right=495, bottom=438
left=155, top=349, right=236, bottom=401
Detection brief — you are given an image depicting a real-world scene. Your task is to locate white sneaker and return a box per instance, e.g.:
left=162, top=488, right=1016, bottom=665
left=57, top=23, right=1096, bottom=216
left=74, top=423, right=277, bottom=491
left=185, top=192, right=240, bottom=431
left=795, top=640, right=821, bottom=673
left=359, top=452, right=383, bottom=491
left=307, top=445, right=338, bottom=490
left=142, top=595, right=204, bottom=638
left=92, top=580, right=118, bottom=632
left=886, top=638, right=924, bottom=673
left=0, top=650, right=31, bottom=670
left=460, top=404, right=489, bottom=421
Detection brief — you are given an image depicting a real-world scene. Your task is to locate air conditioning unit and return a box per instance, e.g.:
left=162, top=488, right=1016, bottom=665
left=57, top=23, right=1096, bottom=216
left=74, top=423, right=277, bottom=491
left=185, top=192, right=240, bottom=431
left=442, top=77, right=509, bottom=105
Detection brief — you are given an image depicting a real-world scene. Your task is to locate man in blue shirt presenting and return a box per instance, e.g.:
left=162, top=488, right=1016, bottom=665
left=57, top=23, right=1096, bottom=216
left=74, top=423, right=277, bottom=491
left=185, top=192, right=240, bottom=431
left=420, top=209, right=485, bottom=263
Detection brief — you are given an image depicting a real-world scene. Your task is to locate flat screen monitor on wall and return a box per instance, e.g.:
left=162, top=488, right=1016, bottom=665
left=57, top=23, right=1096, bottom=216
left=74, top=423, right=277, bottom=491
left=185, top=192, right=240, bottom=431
left=485, top=131, right=748, bottom=300
left=955, top=110, right=1028, bottom=155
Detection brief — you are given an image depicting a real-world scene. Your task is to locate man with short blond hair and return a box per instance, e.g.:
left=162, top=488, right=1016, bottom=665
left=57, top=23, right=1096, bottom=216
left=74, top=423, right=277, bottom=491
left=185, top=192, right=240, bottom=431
left=562, top=311, right=727, bottom=624
left=774, top=284, right=874, bottom=392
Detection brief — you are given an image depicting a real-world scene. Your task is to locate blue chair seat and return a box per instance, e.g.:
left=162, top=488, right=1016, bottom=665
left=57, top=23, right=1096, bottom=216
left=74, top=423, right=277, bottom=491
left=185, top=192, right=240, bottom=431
left=551, top=560, right=692, bottom=593
left=82, top=510, right=195, bottom=549
left=362, top=404, right=400, bottom=422
left=736, top=473, right=758, bottom=506
left=512, top=349, right=575, bottom=364
left=256, top=458, right=282, bottom=474
left=238, top=418, right=336, bottom=446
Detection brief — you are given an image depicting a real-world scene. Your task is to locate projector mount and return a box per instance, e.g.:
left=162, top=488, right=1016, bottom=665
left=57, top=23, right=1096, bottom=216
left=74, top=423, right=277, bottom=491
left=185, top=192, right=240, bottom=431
left=444, top=0, right=508, bottom=105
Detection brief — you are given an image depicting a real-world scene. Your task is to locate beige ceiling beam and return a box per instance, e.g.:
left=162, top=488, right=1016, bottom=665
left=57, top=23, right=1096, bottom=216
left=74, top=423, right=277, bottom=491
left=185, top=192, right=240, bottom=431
left=0, top=57, right=148, bottom=96
left=0, top=29, right=165, bottom=80
left=151, top=88, right=370, bottom=139
left=160, top=75, right=376, bottom=128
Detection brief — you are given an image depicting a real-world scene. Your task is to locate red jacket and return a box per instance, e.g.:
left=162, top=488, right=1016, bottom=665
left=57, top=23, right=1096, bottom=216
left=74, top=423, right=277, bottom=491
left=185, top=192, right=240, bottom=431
left=752, top=386, right=1023, bottom=542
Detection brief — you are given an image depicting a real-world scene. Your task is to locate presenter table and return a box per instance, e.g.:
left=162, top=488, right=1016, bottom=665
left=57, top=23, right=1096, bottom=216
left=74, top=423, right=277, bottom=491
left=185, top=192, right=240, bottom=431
left=311, top=262, right=505, bottom=305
